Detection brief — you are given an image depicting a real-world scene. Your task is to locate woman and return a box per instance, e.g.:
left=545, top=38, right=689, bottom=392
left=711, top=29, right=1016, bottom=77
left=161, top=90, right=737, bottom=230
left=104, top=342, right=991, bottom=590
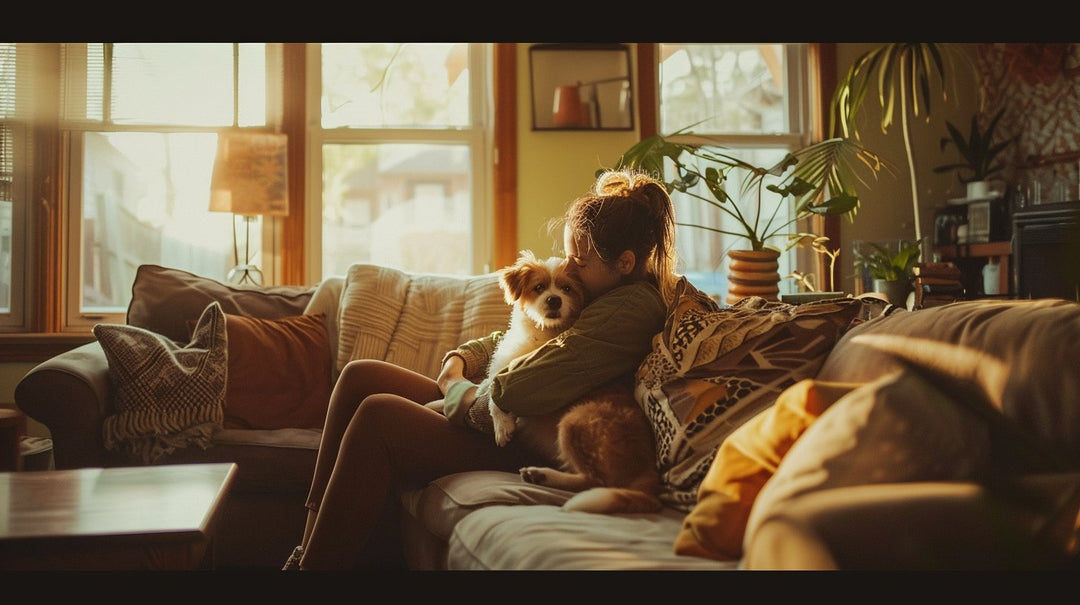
left=285, top=169, right=681, bottom=570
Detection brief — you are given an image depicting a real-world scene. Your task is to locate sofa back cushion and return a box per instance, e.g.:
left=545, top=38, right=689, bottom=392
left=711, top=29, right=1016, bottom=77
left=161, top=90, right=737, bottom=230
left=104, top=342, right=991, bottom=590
left=336, top=263, right=510, bottom=378
left=127, top=264, right=315, bottom=343
left=816, top=298, right=1080, bottom=467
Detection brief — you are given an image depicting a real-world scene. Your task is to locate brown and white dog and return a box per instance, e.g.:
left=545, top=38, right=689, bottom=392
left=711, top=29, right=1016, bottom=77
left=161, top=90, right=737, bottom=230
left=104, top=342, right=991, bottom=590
left=481, top=250, right=587, bottom=446
left=486, top=250, right=662, bottom=514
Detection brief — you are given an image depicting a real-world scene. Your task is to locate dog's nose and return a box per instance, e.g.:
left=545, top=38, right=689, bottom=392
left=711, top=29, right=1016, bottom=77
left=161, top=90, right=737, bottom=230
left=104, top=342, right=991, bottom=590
left=546, top=295, right=562, bottom=309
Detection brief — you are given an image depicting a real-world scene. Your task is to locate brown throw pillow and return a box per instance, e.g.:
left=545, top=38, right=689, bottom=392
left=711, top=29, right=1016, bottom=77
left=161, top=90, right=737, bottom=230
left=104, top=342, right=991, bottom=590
left=127, top=264, right=315, bottom=343
left=219, top=312, right=333, bottom=430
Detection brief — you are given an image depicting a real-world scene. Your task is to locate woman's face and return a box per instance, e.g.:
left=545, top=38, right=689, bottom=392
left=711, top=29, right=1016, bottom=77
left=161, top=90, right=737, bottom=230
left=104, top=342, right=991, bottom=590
left=563, top=226, right=624, bottom=300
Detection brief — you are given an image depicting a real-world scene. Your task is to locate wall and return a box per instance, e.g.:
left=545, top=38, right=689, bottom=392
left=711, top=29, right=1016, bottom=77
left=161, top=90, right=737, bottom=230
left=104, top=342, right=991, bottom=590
left=514, top=43, right=641, bottom=257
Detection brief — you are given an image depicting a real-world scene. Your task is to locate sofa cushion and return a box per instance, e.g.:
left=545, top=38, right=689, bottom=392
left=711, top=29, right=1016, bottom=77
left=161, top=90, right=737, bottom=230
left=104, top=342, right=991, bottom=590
left=816, top=298, right=1080, bottom=467
left=336, top=263, right=509, bottom=378
left=401, top=470, right=574, bottom=544
left=447, top=502, right=737, bottom=570
left=635, top=293, right=866, bottom=511
left=95, top=301, right=227, bottom=464
left=673, top=378, right=860, bottom=561
left=743, top=369, right=993, bottom=553
left=126, top=264, right=315, bottom=344
left=219, top=312, right=333, bottom=430
left=303, top=275, right=345, bottom=377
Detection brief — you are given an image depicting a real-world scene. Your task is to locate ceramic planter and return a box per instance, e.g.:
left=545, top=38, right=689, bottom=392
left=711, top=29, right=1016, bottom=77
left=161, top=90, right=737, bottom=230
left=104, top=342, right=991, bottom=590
left=726, top=249, right=781, bottom=306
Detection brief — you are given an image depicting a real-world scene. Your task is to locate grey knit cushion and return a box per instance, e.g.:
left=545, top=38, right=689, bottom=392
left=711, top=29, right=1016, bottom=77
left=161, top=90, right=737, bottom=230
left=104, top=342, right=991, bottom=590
left=96, top=301, right=227, bottom=464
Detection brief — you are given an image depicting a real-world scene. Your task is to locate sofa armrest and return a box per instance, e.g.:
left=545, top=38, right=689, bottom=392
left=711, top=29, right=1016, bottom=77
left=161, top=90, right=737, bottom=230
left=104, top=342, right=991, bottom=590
left=14, top=341, right=111, bottom=469
left=743, top=474, right=1080, bottom=570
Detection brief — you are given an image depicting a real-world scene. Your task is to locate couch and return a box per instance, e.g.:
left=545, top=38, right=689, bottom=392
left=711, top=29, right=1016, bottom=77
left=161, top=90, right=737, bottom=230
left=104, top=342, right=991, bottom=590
left=16, top=264, right=1080, bottom=570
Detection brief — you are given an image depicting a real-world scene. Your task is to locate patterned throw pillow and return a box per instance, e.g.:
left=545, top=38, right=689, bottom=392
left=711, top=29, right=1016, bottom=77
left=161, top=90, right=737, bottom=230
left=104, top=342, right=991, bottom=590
left=95, top=301, right=227, bottom=464
left=635, top=291, right=865, bottom=511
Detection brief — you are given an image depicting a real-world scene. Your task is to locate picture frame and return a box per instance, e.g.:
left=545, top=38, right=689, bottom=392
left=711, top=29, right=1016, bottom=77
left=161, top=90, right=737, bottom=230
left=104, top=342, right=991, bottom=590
left=529, top=43, right=634, bottom=131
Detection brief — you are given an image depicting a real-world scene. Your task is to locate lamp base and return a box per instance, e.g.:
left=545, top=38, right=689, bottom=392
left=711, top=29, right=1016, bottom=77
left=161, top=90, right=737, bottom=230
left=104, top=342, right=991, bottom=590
left=226, top=264, right=263, bottom=286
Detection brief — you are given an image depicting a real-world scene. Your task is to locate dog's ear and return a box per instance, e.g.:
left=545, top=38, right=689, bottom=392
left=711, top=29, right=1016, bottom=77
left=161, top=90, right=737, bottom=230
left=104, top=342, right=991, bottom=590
left=499, top=252, right=538, bottom=305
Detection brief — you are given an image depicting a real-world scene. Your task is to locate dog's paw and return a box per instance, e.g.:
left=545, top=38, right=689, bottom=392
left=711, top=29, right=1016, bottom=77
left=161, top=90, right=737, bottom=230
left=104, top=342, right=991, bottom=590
left=519, top=466, right=549, bottom=485
left=493, top=418, right=516, bottom=447
left=490, top=404, right=517, bottom=447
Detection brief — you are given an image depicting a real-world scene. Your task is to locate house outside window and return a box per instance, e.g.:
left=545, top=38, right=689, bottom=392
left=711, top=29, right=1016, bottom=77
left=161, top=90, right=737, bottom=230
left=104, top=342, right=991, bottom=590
left=312, top=43, right=490, bottom=280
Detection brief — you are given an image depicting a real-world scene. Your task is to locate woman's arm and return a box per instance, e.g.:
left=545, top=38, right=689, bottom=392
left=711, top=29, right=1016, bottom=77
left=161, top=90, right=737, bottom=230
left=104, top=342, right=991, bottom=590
left=489, top=281, right=666, bottom=416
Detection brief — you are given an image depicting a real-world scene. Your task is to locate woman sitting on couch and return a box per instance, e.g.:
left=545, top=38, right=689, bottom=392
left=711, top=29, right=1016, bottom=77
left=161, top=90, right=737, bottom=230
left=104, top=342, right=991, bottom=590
left=285, top=169, right=686, bottom=570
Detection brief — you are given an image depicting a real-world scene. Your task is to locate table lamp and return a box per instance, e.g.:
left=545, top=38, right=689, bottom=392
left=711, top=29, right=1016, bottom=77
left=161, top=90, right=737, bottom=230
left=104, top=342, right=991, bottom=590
left=209, top=130, right=289, bottom=285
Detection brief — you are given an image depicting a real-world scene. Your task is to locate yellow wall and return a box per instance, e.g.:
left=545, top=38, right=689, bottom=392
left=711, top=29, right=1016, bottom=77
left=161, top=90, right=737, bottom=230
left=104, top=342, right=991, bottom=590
left=514, top=44, right=642, bottom=257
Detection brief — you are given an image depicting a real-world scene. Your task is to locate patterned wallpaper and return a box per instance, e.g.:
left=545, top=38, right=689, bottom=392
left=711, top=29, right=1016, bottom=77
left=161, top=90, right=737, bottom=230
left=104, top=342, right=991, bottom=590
left=977, top=43, right=1080, bottom=203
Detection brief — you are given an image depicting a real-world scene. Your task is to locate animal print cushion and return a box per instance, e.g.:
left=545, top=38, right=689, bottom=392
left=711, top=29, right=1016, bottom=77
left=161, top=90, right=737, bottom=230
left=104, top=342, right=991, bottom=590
left=635, top=289, right=866, bottom=511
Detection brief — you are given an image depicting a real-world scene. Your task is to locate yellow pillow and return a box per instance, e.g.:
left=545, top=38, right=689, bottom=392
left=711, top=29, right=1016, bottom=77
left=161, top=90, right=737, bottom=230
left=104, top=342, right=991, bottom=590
left=673, top=378, right=858, bottom=561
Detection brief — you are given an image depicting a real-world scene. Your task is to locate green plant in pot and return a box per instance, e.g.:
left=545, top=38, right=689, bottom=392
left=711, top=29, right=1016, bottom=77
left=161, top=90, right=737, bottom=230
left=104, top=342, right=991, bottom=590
left=608, top=128, right=882, bottom=303
left=853, top=239, right=922, bottom=306
left=933, top=107, right=1016, bottom=199
left=831, top=43, right=970, bottom=242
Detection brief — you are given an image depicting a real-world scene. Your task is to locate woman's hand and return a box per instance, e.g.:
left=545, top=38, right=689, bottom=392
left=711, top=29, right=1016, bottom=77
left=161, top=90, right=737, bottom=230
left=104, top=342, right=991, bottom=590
left=437, top=354, right=467, bottom=395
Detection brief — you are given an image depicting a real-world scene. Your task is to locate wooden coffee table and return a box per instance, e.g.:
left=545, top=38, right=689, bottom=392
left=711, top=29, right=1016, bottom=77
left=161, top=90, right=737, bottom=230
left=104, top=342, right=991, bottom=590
left=0, top=462, right=236, bottom=570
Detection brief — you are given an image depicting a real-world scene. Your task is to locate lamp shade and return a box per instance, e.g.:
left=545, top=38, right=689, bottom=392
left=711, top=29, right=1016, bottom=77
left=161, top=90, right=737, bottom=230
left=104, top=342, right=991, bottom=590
left=209, top=131, right=289, bottom=216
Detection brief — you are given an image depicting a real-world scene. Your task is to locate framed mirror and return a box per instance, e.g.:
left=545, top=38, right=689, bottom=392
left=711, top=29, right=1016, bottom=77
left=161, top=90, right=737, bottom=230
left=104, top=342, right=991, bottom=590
left=529, top=43, right=634, bottom=131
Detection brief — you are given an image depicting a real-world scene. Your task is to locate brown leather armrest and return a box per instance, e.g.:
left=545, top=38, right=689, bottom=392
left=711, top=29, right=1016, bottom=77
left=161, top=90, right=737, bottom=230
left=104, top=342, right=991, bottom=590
left=14, top=341, right=111, bottom=469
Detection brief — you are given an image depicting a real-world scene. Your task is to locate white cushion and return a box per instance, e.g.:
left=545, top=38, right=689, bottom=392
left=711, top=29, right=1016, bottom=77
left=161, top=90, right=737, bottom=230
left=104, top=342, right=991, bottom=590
left=335, top=263, right=509, bottom=377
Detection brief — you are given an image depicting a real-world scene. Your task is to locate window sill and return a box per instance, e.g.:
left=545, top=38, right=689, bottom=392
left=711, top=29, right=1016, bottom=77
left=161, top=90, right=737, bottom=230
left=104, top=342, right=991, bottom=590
left=0, top=333, right=96, bottom=363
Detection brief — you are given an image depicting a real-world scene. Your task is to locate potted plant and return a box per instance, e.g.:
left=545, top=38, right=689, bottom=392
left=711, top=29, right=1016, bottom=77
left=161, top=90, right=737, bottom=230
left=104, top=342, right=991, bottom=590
left=831, top=43, right=970, bottom=242
left=933, top=107, right=1016, bottom=199
left=853, top=239, right=922, bottom=306
left=609, top=129, right=882, bottom=303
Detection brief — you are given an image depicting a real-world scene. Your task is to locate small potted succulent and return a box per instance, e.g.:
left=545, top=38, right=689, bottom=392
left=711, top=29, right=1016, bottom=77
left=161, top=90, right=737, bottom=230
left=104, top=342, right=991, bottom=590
left=853, top=239, right=922, bottom=306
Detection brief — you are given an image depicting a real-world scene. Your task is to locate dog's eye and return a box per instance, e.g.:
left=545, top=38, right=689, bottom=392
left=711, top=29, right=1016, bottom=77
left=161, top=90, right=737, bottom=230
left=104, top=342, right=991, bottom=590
left=534, top=283, right=545, bottom=293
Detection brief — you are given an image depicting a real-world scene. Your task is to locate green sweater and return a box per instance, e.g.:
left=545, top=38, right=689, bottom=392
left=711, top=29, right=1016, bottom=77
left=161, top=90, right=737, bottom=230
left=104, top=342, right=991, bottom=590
left=442, top=280, right=666, bottom=430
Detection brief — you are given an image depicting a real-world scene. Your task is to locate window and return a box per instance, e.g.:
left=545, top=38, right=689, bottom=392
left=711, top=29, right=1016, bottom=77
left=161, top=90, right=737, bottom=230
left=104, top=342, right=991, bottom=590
left=0, top=43, right=26, bottom=330
left=311, top=43, right=491, bottom=280
left=58, top=43, right=279, bottom=331
left=9, top=43, right=492, bottom=334
left=657, top=44, right=814, bottom=299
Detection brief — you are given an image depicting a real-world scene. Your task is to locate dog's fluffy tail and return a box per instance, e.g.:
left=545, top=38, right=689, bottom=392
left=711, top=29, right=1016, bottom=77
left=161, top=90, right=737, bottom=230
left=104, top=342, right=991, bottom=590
left=562, top=487, right=663, bottom=514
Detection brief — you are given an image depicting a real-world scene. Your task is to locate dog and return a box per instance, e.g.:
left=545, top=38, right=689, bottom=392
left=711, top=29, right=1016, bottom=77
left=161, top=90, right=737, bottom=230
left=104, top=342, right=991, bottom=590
left=486, top=250, right=662, bottom=515
left=482, top=250, right=588, bottom=447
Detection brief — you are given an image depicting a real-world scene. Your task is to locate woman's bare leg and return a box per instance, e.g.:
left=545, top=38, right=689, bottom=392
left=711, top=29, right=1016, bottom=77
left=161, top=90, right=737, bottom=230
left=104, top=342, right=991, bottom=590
left=301, top=359, right=443, bottom=547
left=299, top=391, right=534, bottom=569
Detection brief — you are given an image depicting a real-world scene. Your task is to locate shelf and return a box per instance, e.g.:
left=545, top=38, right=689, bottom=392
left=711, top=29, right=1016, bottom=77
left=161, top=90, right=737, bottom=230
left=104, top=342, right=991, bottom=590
left=933, top=241, right=1011, bottom=258
left=933, top=240, right=1011, bottom=298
